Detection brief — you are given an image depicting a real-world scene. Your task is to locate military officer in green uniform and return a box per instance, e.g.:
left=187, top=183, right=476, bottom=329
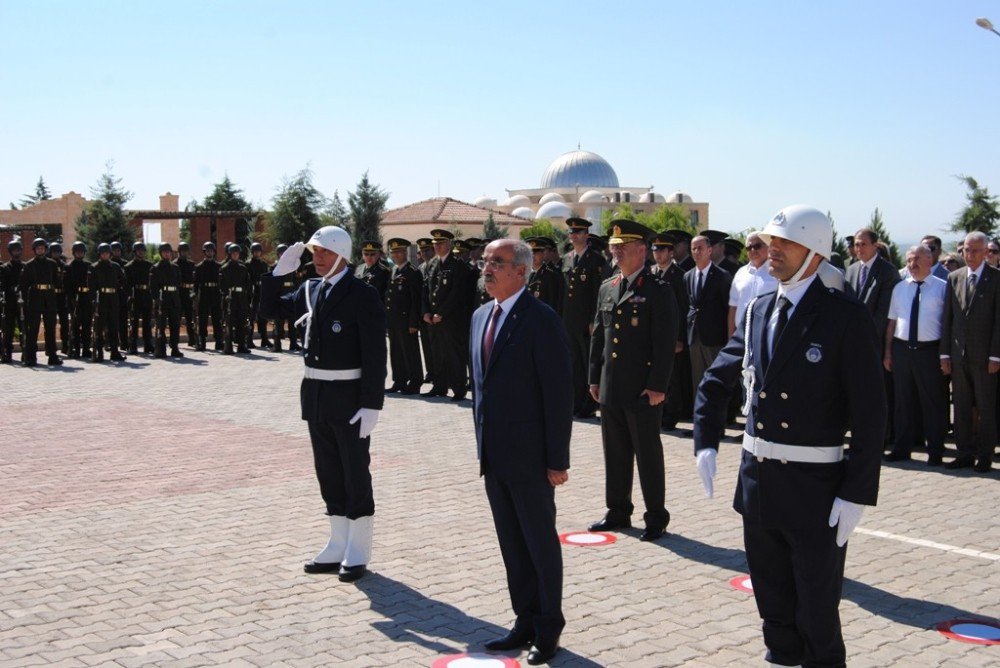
left=65, top=241, right=93, bottom=359
left=89, top=243, right=127, bottom=362
left=355, top=241, right=390, bottom=303
left=124, top=241, right=154, bottom=354
left=19, top=238, right=62, bottom=366
left=2, top=240, right=25, bottom=363
left=527, top=237, right=565, bottom=313
left=247, top=242, right=272, bottom=349
left=194, top=241, right=224, bottom=351
left=150, top=242, right=184, bottom=358
left=384, top=238, right=423, bottom=394
left=422, top=229, right=473, bottom=400
left=175, top=242, right=199, bottom=349
left=48, top=242, right=71, bottom=355
left=562, top=218, right=608, bottom=418
left=109, top=241, right=128, bottom=348
left=220, top=243, right=252, bottom=354
left=416, top=238, right=436, bottom=383
left=588, top=220, right=678, bottom=541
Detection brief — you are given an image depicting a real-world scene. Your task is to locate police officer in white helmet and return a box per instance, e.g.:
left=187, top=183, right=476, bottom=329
left=693, top=205, right=885, bottom=667
left=260, top=226, right=387, bottom=582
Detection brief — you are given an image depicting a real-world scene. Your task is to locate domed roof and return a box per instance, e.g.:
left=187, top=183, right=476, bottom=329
left=638, top=192, right=666, bottom=203
left=539, top=192, right=565, bottom=205
left=474, top=196, right=497, bottom=208
left=511, top=206, right=535, bottom=220
left=540, top=150, right=619, bottom=189
left=579, top=189, right=607, bottom=204
left=536, top=201, right=573, bottom=220
left=667, top=191, right=693, bottom=204
left=505, top=194, right=531, bottom=208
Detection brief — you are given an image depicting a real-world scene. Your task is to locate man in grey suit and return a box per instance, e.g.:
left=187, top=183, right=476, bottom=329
left=846, top=228, right=901, bottom=441
left=471, top=239, right=573, bottom=665
left=941, top=231, right=1000, bottom=472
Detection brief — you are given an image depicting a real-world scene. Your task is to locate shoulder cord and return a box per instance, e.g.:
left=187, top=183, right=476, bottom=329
left=740, top=296, right=759, bottom=417
left=294, top=278, right=319, bottom=351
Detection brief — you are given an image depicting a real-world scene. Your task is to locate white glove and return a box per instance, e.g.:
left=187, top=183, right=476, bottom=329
left=828, top=497, right=864, bottom=547
left=696, top=449, right=717, bottom=499
left=273, top=241, right=306, bottom=276
left=349, top=408, right=380, bottom=439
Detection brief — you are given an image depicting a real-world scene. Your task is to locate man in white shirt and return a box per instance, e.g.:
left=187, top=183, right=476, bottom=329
left=727, top=232, right=778, bottom=337
left=883, top=246, right=948, bottom=465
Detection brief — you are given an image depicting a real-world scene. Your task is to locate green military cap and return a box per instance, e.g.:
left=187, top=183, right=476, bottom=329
left=387, top=238, right=411, bottom=251
left=566, top=217, right=591, bottom=232
left=451, top=239, right=472, bottom=253
left=588, top=234, right=608, bottom=251
left=430, top=229, right=454, bottom=241
left=650, top=233, right=675, bottom=250
left=664, top=229, right=693, bottom=244
left=416, top=237, right=433, bottom=249
left=608, top=219, right=654, bottom=245
left=361, top=240, right=382, bottom=253
left=465, top=237, right=484, bottom=248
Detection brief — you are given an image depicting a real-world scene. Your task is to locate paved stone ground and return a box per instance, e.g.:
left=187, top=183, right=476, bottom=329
left=1, top=348, right=998, bottom=667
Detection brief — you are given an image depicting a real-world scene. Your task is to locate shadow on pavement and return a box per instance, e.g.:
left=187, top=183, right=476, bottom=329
left=356, top=572, right=603, bottom=666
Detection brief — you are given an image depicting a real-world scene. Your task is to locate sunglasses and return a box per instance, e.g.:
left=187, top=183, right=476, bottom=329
left=746, top=243, right=765, bottom=251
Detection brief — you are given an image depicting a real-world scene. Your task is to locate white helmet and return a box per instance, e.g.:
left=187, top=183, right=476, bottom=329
left=757, top=205, right=832, bottom=259
left=306, top=225, right=352, bottom=260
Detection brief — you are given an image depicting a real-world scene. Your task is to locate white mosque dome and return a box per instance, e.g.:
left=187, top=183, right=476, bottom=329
left=538, top=192, right=565, bottom=205
left=505, top=194, right=531, bottom=207
left=540, top=150, right=619, bottom=189
left=474, top=196, right=497, bottom=208
left=579, top=189, right=607, bottom=204
left=667, top=191, right=693, bottom=204
left=535, top=201, right=574, bottom=219
left=638, top=192, right=666, bottom=203
left=511, top=206, right=535, bottom=220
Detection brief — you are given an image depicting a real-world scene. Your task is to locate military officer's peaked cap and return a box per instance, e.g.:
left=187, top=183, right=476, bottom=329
left=430, top=229, right=454, bottom=241
left=664, top=229, right=693, bottom=244
left=387, top=238, right=411, bottom=251
left=451, top=239, right=472, bottom=253
left=416, top=237, right=433, bottom=249
left=158, top=242, right=173, bottom=253
left=361, top=240, right=381, bottom=253
left=588, top=234, right=608, bottom=251
left=724, top=237, right=744, bottom=254
left=701, top=229, right=729, bottom=245
left=527, top=237, right=556, bottom=251
left=566, top=217, right=591, bottom=231
left=608, top=219, right=654, bottom=245
left=465, top=237, right=484, bottom=248
left=650, top=233, right=675, bottom=250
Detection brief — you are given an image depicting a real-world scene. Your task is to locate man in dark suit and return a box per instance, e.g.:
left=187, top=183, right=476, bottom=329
left=260, top=226, right=387, bottom=582
left=941, top=231, right=1000, bottom=472
left=846, top=228, right=900, bottom=442
left=685, top=235, right=733, bottom=403
left=470, top=238, right=572, bottom=666
left=589, top=220, right=678, bottom=541
left=695, top=205, right=885, bottom=667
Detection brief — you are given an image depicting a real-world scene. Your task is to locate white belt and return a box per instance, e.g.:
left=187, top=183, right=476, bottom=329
left=742, top=433, right=844, bottom=464
left=304, top=367, right=361, bottom=381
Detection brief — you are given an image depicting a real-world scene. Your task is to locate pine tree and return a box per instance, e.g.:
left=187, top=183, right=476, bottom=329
left=868, top=207, right=901, bottom=268
left=327, top=190, right=349, bottom=227
left=74, top=164, right=135, bottom=260
left=637, top=204, right=697, bottom=235
left=18, top=176, right=52, bottom=208
left=347, top=171, right=389, bottom=263
left=195, top=175, right=255, bottom=247
left=828, top=211, right=849, bottom=262
left=952, top=175, right=1000, bottom=236
left=265, top=168, right=327, bottom=247
left=482, top=212, right=508, bottom=240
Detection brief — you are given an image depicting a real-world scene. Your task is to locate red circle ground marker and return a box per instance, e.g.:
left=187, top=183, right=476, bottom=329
left=936, top=619, right=1000, bottom=645
left=729, top=574, right=753, bottom=593
left=559, top=531, right=617, bottom=546
left=432, top=654, right=520, bottom=667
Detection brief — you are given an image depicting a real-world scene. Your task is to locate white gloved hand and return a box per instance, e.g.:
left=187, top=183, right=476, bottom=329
left=349, top=408, right=380, bottom=439
left=273, top=241, right=306, bottom=276
left=828, top=497, right=864, bottom=547
left=696, top=449, right=717, bottom=499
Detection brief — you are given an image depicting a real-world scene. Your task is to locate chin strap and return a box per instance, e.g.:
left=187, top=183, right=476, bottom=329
left=779, top=250, right=817, bottom=290
left=295, top=257, right=345, bottom=350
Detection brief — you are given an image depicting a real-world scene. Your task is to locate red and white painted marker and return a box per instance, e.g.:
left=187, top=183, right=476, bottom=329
left=729, top=575, right=753, bottom=594
left=432, top=654, right=520, bottom=667
left=559, top=531, right=617, bottom=547
left=936, top=619, right=1000, bottom=645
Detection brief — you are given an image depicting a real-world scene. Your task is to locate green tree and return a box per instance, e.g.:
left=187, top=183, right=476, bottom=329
left=19, top=176, right=52, bottom=208
left=74, top=163, right=135, bottom=260
left=265, top=168, right=327, bottom=247
left=828, top=210, right=849, bottom=261
left=867, top=207, right=902, bottom=268
left=952, top=175, right=1000, bottom=236
left=636, top=204, right=697, bottom=235
left=600, top=203, right=638, bottom=233
left=322, top=190, right=350, bottom=228
left=518, top=219, right=567, bottom=247
left=482, top=212, right=508, bottom=240
left=193, top=175, right=255, bottom=247
left=347, top=171, right=389, bottom=263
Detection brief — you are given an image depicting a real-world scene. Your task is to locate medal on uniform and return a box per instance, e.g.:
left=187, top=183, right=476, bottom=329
left=806, top=346, right=822, bottom=363
left=581, top=273, right=587, bottom=281
left=631, top=316, right=639, bottom=327
left=332, top=321, right=343, bottom=333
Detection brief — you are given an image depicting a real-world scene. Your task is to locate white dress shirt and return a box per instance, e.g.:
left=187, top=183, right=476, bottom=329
left=888, top=275, right=946, bottom=342
left=729, top=261, right=778, bottom=325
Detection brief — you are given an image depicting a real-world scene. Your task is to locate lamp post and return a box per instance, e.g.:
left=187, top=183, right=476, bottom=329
left=976, top=17, right=1000, bottom=38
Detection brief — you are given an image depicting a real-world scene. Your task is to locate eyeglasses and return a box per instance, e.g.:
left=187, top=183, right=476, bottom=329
left=476, top=259, right=514, bottom=271
left=746, top=243, right=765, bottom=251
left=989, top=249, right=1000, bottom=255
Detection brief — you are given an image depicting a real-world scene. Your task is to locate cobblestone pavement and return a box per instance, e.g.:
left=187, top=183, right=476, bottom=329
left=1, top=349, right=998, bottom=667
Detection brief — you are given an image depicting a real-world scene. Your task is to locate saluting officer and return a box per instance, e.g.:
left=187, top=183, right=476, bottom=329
left=124, top=241, right=154, bottom=354
left=150, top=243, right=184, bottom=358
left=259, top=226, right=387, bottom=582
left=175, top=242, right=199, bottom=349
left=269, top=244, right=300, bottom=353
left=247, top=242, right=273, bottom=349
left=219, top=244, right=252, bottom=354
left=562, top=218, right=608, bottom=419
left=19, top=238, right=63, bottom=366
left=1, top=240, right=25, bottom=363
left=355, top=241, right=390, bottom=302
left=527, top=237, right=565, bottom=314
left=384, top=238, right=423, bottom=394
left=65, top=241, right=94, bottom=359
left=694, top=206, right=885, bottom=668
left=194, top=241, right=224, bottom=351
left=48, top=243, right=71, bottom=355
left=421, top=229, right=473, bottom=401
left=89, top=243, right=127, bottom=362
left=588, top=220, right=678, bottom=542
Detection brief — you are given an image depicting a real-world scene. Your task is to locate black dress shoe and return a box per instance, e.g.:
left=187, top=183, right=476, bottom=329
left=47, top=356, right=63, bottom=366
left=926, top=453, right=944, bottom=466
left=484, top=628, right=533, bottom=651
left=170, top=348, right=184, bottom=358
left=303, top=560, right=341, bottom=574
left=588, top=516, right=631, bottom=532
left=639, top=526, right=666, bottom=541
left=574, top=410, right=597, bottom=419
left=400, top=387, right=420, bottom=395
left=421, top=387, right=448, bottom=397
left=338, top=564, right=366, bottom=582
left=526, top=644, right=559, bottom=665
left=974, top=458, right=993, bottom=473
left=884, top=451, right=911, bottom=462
left=945, top=456, right=975, bottom=470
left=451, top=393, right=467, bottom=402
left=110, top=352, right=127, bottom=362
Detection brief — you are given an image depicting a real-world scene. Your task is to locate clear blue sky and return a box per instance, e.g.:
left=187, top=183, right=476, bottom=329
left=3, top=0, right=999, bottom=244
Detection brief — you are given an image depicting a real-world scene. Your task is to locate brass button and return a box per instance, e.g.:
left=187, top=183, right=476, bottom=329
left=781, top=422, right=789, bottom=429
left=617, top=309, right=622, bottom=315
left=780, top=392, right=788, bottom=399
left=614, top=324, right=620, bottom=329
left=646, top=361, right=651, bottom=367
left=756, top=422, right=763, bottom=429
left=613, top=338, right=619, bottom=344
left=612, top=352, right=618, bottom=359
left=759, top=391, right=767, bottom=399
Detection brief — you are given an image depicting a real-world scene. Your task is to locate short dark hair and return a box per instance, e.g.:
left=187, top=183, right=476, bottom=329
left=854, top=228, right=878, bottom=244
left=921, top=234, right=942, bottom=248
